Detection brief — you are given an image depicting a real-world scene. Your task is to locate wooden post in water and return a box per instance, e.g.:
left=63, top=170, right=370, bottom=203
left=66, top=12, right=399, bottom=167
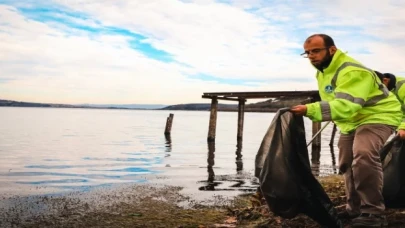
left=207, top=98, right=218, bottom=142
left=311, top=121, right=322, bottom=162
left=164, top=113, right=174, bottom=135
left=237, top=99, right=245, bottom=142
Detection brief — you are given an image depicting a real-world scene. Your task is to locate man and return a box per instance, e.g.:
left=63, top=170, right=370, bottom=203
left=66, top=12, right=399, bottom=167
left=290, top=34, right=402, bottom=227
left=375, top=71, right=405, bottom=139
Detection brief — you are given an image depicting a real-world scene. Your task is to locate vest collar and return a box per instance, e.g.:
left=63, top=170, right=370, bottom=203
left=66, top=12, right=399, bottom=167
left=317, top=49, right=344, bottom=75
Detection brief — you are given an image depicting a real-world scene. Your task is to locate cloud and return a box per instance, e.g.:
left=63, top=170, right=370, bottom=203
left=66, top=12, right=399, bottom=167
left=0, top=0, right=405, bottom=104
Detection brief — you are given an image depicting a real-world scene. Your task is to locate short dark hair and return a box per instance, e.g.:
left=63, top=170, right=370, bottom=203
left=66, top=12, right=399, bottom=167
left=374, top=71, right=384, bottom=81
left=384, top=73, right=397, bottom=91
left=306, top=34, right=336, bottom=47
left=375, top=71, right=397, bottom=90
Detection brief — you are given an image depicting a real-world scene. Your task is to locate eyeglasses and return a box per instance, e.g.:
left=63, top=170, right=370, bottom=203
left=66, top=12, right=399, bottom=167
left=300, top=47, right=330, bottom=58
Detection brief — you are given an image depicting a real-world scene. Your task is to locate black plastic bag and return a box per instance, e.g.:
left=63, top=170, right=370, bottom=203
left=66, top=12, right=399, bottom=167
left=380, top=136, right=405, bottom=207
left=255, top=108, right=342, bottom=228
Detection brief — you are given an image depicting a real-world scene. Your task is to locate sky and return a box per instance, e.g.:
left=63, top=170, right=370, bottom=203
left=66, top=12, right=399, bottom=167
left=1, top=0, right=405, bottom=105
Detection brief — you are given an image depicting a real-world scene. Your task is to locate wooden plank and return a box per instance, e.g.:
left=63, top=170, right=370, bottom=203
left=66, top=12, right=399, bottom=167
left=203, top=90, right=319, bottom=98
left=201, top=95, right=240, bottom=101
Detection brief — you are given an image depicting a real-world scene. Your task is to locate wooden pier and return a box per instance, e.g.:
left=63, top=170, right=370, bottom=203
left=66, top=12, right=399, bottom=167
left=202, top=90, right=327, bottom=164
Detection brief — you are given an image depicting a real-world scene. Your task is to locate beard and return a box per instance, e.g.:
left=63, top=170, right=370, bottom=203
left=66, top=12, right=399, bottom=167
left=312, top=50, right=333, bottom=71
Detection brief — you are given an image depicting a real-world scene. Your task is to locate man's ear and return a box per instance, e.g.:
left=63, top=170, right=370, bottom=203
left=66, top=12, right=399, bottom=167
left=383, top=78, right=390, bottom=86
left=329, top=46, right=337, bottom=55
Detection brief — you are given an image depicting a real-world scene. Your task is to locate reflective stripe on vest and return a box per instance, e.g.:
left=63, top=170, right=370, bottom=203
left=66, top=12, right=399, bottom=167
left=319, top=62, right=389, bottom=121
left=330, top=62, right=389, bottom=107
left=335, top=92, right=365, bottom=106
left=320, top=101, right=332, bottom=121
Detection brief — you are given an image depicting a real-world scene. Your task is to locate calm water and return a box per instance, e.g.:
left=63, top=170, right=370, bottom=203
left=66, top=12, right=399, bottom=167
left=0, top=107, right=339, bottom=198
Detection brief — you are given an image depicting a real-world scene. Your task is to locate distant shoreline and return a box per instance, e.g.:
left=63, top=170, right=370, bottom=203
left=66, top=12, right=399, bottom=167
left=0, top=96, right=310, bottom=113
left=0, top=105, right=283, bottom=113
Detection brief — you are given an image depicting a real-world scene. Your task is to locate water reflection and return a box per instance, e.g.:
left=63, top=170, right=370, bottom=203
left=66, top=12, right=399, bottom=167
left=198, top=141, right=215, bottom=190
left=235, top=140, right=243, bottom=172
left=0, top=108, right=340, bottom=196
left=207, top=141, right=215, bottom=182
left=311, top=145, right=338, bottom=176
left=198, top=141, right=256, bottom=192
left=310, top=124, right=338, bottom=176
left=311, top=161, right=320, bottom=177
left=311, top=146, right=338, bottom=176
left=311, top=141, right=321, bottom=177
left=164, top=134, right=172, bottom=167
left=164, top=134, right=172, bottom=154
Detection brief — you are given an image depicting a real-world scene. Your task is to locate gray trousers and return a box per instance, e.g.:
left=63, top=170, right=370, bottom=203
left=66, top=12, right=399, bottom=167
left=338, top=124, right=394, bottom=215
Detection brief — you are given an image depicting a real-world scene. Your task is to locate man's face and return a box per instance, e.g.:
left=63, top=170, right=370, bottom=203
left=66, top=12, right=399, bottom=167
left=303, top=36, right=335, bottom=69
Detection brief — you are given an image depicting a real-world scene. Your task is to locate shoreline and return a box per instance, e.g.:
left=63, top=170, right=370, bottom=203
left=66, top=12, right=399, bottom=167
left=2, top=175, right=405, bottom=227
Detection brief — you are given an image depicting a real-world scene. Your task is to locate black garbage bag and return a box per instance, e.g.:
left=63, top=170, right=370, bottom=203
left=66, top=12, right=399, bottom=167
left=255, top=108, right=342, bottom=228
left=380, top=136, right=405, bottom=207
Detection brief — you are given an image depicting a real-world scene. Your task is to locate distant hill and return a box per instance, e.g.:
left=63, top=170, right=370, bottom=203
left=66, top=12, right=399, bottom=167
left=0, top=100, right=142, bottom=110
left=79, top=104, right=167, bottom=109
left=0, top=99, right=78, bottom=108
left=0, top=96, right=311, bottom=112
left=159, top=96, right=311, bottom=112
left=160, top=103, right=237, bottom=111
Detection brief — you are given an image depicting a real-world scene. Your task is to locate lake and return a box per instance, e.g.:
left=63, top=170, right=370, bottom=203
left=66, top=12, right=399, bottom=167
left=0, top=107, right=339, bottom=199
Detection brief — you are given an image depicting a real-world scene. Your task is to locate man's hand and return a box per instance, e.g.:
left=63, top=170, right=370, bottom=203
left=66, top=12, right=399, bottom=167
left=397, top=129, right=405, bottom=140
left=290, top=105, right=307, bottom=116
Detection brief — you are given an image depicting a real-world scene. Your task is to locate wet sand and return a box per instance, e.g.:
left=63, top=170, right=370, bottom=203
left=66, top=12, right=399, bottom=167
left=0, top=182, right=242, bottom=228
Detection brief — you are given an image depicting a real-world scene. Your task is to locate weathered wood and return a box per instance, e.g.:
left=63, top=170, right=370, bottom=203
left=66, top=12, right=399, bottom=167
left=207, top=98, right=218, bottom=142
left=237, top=99, right=245, bottom=141
left=300, top=97, right=313, bottom=105
left=203, top=90, right=320, bottom=100
left=311, top=121, right=322, bottom=163
left=202, top=95, right=240, bottom=101
left=164, top=113, right=174, bottom=135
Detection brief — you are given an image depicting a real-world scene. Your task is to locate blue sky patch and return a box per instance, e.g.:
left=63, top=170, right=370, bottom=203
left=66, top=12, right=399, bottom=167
left=128, top=39, right=174, bottom=62
left=11, top=4, right=175, bottom=63
left=189, top=73, right=266, bottom=86
left=189, top=73, right=312, bottom=86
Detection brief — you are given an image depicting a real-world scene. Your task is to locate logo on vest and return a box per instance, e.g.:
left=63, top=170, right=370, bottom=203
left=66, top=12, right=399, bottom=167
left=324, top=85, right=333, bottom=93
